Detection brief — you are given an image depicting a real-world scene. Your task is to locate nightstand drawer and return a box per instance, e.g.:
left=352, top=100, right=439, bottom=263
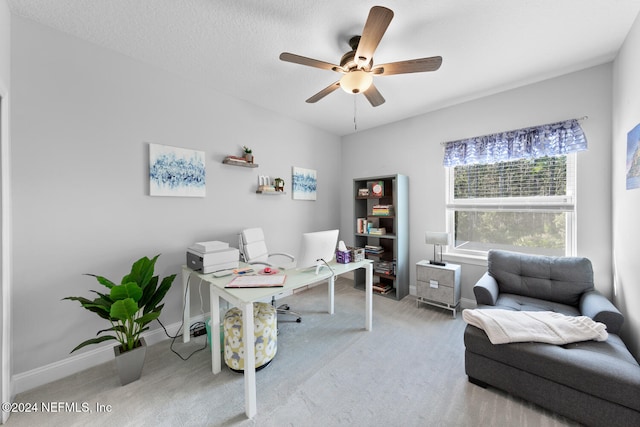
left=416, top=280, right=454, bottom=304
left=416, top=266, right=455, bottom=287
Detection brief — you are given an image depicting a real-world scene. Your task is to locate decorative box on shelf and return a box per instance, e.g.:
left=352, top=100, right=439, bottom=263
left=348, top=247, right=365, bottom=262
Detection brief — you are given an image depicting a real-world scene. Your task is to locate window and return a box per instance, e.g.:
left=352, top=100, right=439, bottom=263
left=441, top=118, right=586, bottom=258
left=446, top=154, right=576, bottom=257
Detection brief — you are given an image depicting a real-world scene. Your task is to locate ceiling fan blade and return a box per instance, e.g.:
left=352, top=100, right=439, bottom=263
left=306, top=81, right=341, bottom=103
left=280, top=52, right=344, bottom=72
left=373, top=56, right=443, bottom=76
left=363, top=84, right=385, bottom=107
left=355, top=6, right=394, bottom=68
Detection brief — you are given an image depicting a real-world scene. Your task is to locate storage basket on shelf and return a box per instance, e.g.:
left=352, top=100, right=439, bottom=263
left=348, top=247, right=365, bottom=262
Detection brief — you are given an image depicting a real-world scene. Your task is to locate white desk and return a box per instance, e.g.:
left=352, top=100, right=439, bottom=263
left=181, top=259, right=373, bottom=418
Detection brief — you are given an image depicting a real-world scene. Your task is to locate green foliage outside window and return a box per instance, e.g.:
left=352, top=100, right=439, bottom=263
left=452, top=156, right=568, bottom=255
left=454, top=156, right=566, bottom=199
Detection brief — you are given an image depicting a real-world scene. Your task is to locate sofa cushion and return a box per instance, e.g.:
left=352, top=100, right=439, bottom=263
left=486, top=293, right=582, bottom=316
left=464, top=324, right=640, bottom=412
left=488, top=249, right=594, bottom=306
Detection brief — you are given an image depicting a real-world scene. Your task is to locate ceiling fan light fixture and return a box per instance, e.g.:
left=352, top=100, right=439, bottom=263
left=340, top=70, right=373, bottom=94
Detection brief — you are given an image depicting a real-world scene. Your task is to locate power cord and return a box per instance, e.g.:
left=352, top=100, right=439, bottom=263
left=156, top=274, right=208, bottom=361
left=318, top=258, right=336, bottom=278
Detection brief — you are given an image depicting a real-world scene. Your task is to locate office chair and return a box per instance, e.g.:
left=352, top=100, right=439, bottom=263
left=238, top=227, right=302, bottom=323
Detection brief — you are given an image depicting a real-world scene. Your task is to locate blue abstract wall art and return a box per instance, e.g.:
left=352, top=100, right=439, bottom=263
left=292, top=166, right=317, bottom=200
left=149, top=143, right=206, bottom=197
left=626, top=123, right=640, bottom=190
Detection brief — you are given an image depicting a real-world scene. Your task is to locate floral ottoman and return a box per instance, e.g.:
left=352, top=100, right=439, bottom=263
left=223, top=302, right=277, bottom=372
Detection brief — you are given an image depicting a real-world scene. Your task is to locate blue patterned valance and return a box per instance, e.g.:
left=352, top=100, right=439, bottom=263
left=442, top=119, right=587, bottom=167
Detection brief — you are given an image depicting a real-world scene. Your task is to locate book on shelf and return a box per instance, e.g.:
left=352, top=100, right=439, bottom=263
left=357, top=218, right=367, bottom=234
left=365, top=246, right=384, bottom=256
left=371, top=205, right=394, bottom=216
left=373, top=283, right=393, bottom=294
left=374, top=260, right=395, bottom=276
left=368, top=227, right=386, bottom=235
left=224, top=155, right=247, bottom=163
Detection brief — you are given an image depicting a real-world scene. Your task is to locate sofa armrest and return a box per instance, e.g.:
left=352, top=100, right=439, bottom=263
left=580, top=290, right=624, bottom=335
left=473, top=272, right=499, bottom=306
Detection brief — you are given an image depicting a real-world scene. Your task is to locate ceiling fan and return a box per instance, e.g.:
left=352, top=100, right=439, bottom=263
left=279, top=6, right=442, bottom=107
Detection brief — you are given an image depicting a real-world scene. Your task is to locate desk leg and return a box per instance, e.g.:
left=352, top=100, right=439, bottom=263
left=365, top=263, right=373, bottom=331
left=327, top=275, right=335, bottom=315
left=241, top=302, right=257, bottom=418
left=182, top=267, right=191, bottom=344
left=210, top=285, right=221, bottom=374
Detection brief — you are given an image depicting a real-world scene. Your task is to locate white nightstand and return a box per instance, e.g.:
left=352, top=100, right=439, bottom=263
left=416, top=260, right=461, bottom=318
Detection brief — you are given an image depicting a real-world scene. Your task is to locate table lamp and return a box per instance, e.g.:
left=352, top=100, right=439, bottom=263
left=425, top=231, right=449, bottom=266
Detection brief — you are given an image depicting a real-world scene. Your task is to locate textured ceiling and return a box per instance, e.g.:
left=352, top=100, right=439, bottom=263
left=7, top=0, right=640, bottom=136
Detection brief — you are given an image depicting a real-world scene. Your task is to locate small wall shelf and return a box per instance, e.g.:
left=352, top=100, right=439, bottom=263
left=256, top=190, right=286, bottom=195
left=222, top=158, right=258, bottom=168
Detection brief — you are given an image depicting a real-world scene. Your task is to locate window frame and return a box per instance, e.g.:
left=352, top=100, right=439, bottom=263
left=444, top=153, right=577, bottom=258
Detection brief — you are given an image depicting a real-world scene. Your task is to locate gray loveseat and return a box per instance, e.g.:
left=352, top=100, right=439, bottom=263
left=464, top=249, right=640, bottom=427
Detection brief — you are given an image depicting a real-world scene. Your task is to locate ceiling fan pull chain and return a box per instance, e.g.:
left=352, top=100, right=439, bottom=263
left=354, top=96, right=358, bottom=131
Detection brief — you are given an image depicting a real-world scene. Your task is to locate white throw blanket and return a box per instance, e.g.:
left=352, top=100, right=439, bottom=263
left=462, top=309, right=608, bottom=345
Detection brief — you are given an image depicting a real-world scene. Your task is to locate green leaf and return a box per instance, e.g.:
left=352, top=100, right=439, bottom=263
left=134, top=311, right=160, bottom=328
left=110, top=298, right=139, bottom=321
left=63, top=296, right=94, bottom=306
left=79, top=304, right=112, bottom=320
left=143, top=274, right=175, bottom=314
left=84, top=274, right=116, bottom=289
left=110, top=282, right=143, bottom=302
left=96, top=325, right=123, bottom=335
left=122, top=255, right=159, bottom=290
left=138, top=276, right=158, bottom=308
left=89, top=289, right=113, bottom=303
left=70, top=335, right=117, bottom=353
left=63, top=296, right=112, bottom=320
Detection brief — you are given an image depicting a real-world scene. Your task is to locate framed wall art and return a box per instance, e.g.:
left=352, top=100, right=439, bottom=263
left=292, top=166, right=317, bottom=200
left=626, top=123, right=640, bottom=190
left=149, top=143, right=206, bottom=197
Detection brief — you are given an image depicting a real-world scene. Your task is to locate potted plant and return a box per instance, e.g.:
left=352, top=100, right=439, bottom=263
left=274, top=177, right=285, bottom=192
left=64, top=254, right=176, bottom=385
left=242, top=145, right=253, bottom=163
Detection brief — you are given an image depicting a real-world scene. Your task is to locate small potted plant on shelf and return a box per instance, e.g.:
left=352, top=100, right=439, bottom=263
left=274, top=177, right=285, bottom=192
left=242, top=145, right=253, bottom=163
left=63, top=254, right=176, bottom=385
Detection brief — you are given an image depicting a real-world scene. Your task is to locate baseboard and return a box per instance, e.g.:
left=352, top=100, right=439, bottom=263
left=12, top=314, right=206, bottom=395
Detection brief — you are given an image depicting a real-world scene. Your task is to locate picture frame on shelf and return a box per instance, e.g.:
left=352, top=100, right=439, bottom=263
left=369, top=180, right=384, bottom=197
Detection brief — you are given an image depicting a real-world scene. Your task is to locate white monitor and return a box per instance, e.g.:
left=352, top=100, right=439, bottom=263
left=296, top=229, right=340, bottom=274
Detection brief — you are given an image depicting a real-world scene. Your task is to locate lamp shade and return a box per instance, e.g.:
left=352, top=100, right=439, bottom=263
left=425, top=231, right=450, bottom=246
left=340, top=70, right=373, bottom=94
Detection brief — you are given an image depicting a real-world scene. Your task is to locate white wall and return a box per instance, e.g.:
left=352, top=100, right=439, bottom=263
left=341, top=64, right=613, bottom=309
left=10, top=16, right=341, bottom=383
left=612, top=12, right=640, bottom=358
